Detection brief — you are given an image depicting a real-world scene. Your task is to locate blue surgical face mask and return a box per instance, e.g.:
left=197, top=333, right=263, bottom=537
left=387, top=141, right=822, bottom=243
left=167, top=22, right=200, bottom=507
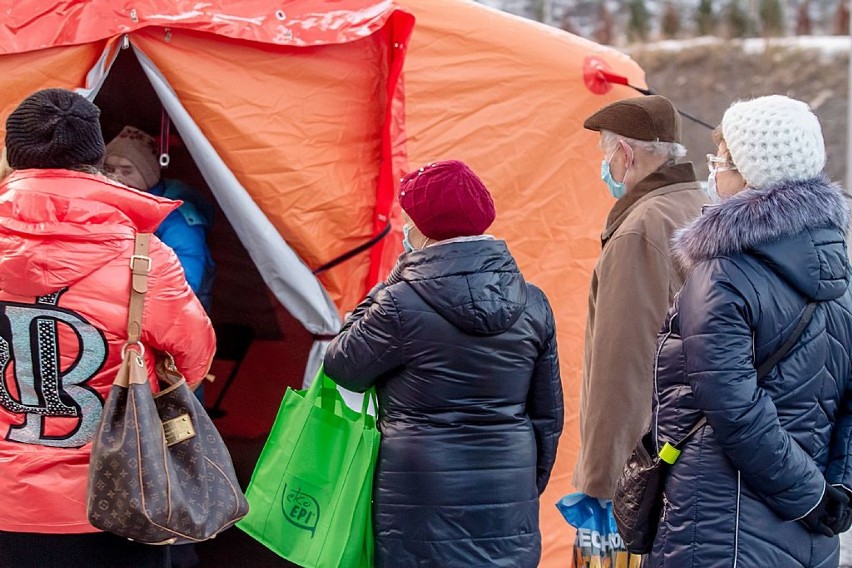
left=402, top=224, right=415, bottom=253
left=601, top=148, right=627, bottom=199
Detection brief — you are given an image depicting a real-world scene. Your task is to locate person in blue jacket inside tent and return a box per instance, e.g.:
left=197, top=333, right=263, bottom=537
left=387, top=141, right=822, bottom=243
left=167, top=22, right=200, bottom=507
left=104, top=125, right=215, bottom=568
left=105, top=125, right=215, bottom=313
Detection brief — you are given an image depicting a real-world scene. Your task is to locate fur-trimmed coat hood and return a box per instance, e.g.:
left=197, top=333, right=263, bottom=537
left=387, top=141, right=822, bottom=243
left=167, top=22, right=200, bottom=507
left=673, top=175, right=850, bottom=300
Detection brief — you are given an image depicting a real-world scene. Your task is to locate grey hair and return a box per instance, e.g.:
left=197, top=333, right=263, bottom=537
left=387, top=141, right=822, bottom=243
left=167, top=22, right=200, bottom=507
left=601, top=130, right=687, bottom=162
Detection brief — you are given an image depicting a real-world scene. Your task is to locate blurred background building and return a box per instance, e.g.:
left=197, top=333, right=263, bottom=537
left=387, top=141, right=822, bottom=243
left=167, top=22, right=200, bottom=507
left=475, top=0, right=849, bottom=44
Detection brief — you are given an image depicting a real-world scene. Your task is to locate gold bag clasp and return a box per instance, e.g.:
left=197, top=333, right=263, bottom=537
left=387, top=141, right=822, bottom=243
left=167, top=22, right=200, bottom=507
left=162, top=414, right=195, bottom=446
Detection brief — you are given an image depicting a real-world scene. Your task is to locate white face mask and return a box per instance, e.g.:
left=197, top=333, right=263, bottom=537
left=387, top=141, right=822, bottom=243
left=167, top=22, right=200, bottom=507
left=705, top=152, right=741, bottom=203
left=705, top=170, right=721, bottom=203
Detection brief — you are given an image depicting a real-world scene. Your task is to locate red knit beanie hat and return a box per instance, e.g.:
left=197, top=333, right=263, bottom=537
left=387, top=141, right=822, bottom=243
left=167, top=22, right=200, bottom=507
left=399, top=160, right=496, bottom=240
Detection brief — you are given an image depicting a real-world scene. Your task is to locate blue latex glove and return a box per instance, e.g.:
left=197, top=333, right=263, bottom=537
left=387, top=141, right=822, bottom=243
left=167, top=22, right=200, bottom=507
left=557, top=492, right=613, bottom=530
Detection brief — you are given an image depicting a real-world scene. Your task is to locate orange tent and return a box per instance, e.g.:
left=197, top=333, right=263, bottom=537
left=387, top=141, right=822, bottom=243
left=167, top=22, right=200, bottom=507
left=0, top=0, right=414, bottom=323
left=0, top=1, right=646, bottom=565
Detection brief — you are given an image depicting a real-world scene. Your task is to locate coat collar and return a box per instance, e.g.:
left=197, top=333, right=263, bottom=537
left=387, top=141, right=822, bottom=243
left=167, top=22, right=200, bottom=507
left=673, top=174, right=849, bottom=270
left=602, top=162, right=699, bottom=243
left=0, top=169, right=179, bottom=233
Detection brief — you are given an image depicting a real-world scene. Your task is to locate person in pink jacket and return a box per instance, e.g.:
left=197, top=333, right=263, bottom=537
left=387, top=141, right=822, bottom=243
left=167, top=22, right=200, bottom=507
left=0, top=89, right=215, bottom=568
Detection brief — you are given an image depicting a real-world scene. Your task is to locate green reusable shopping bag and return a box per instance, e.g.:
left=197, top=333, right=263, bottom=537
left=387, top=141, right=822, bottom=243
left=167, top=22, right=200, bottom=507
left=238, top=369, right=379, bottom=568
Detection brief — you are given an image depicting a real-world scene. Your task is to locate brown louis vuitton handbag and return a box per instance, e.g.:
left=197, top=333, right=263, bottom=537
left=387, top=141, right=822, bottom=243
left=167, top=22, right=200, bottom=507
left=87, top=233, right=249, bottom=545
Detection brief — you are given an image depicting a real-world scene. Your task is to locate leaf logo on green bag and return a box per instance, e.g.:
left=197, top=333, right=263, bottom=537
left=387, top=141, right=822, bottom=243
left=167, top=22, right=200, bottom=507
left=282, top=483, right=320, bottom=536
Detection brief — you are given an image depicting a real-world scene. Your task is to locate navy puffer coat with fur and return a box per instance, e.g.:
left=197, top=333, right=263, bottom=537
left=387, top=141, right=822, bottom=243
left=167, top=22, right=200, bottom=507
left=650, top=176, right=852, bottom=567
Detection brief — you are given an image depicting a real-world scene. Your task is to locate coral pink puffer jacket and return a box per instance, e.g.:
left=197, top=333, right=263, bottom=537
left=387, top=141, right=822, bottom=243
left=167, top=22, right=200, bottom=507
left=0, top=169, right=215, bottom=534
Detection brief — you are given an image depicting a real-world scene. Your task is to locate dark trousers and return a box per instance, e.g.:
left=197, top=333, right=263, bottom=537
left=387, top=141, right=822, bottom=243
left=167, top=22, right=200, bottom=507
left=0, top=531, right=170, bottom=568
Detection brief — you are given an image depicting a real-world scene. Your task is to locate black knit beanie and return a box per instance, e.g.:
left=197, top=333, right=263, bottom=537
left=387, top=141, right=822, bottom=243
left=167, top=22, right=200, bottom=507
left=5, top=88, right=106, bottom=170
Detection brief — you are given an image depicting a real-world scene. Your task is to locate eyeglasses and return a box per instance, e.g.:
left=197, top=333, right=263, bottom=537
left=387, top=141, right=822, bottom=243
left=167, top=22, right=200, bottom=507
left=706, top=154, right=738, bottom=173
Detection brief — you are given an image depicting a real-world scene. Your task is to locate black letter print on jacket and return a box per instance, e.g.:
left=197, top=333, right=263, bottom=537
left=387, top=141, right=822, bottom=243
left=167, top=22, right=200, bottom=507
left=0, top=290, right=107, bottom=447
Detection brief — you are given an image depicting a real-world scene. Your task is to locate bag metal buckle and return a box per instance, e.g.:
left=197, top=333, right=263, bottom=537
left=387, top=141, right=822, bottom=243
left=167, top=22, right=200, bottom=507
left=120, top=341, right=145, bottom=359
left=130, top=254, right=152, bottom=272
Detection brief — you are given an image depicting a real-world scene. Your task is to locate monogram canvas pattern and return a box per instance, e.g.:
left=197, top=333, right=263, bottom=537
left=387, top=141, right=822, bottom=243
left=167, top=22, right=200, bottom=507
left=87, top=358, right=249, bottom=545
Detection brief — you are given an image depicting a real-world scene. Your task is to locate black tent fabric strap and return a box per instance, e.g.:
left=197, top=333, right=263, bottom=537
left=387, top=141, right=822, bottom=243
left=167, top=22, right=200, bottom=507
left=312, top=222, right=392, bottom=275
left=625, top=84, right=716, bottom=131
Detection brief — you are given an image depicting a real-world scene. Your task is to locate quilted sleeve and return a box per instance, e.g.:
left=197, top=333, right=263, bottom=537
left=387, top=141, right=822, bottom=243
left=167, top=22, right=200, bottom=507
left=324, top=287, right=404, bottom=392
left=678, top=258, right=825, bottom=521
left=826, top=366, right=852, bottom=491
left=526, top=287, right=563, bottom=494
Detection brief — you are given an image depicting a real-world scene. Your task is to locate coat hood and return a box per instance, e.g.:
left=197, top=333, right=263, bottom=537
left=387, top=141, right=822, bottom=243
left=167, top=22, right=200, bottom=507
left=673, top=175, right=850, bottom=301
left=0, top=169, right=179, bottom=296
left=397, top=239, right=527, bottom=336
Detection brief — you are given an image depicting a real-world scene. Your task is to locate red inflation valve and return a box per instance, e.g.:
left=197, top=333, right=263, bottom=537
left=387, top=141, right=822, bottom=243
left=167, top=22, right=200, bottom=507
left=583, top=55, right=630, bottom=95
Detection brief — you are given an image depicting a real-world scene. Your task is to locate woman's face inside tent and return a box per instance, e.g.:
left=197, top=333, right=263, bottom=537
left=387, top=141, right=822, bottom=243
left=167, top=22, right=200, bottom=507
left=104, top=155, right=149, bottom=191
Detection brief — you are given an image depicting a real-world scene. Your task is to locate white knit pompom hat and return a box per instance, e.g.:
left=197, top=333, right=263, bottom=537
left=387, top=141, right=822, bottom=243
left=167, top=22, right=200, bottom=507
left=722, top=95, right=825, bottom=190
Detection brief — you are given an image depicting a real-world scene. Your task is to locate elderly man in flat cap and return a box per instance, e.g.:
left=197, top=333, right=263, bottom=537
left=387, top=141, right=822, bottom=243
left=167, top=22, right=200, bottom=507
left=573, top=95, right=708, bottom=503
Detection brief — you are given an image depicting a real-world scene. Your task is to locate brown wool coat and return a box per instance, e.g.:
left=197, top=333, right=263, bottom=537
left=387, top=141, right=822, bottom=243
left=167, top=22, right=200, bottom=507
left=573, top=162, right=708, bottom=499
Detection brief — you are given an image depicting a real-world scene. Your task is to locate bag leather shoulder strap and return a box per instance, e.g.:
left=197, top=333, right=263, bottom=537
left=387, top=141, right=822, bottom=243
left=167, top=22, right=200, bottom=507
left=673, top=301, right=818, bottom=450
left=127, top=233, right=152, bottom=343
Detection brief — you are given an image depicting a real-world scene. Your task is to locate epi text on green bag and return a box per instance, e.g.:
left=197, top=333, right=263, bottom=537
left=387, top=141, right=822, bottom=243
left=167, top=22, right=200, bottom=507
left=283, top=482, right=321, bottom=537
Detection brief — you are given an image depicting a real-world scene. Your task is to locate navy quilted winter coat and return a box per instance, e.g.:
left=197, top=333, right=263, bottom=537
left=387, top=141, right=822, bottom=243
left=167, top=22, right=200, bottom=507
left=324, top=238, right=563, bottom=568
left=650, top=176, right=852, bottom=567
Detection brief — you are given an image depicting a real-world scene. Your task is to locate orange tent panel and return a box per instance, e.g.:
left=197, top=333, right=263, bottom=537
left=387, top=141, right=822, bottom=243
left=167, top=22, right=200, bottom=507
left=0, top=0, right=401, bottom=52
left=132, top=27, right=402, bottom=309
left=0, top=42, right=118, bottom=123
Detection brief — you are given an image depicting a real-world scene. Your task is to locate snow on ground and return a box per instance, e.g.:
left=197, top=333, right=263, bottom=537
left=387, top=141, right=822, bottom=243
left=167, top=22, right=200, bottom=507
left=637, top=35, right=850, bottom=59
